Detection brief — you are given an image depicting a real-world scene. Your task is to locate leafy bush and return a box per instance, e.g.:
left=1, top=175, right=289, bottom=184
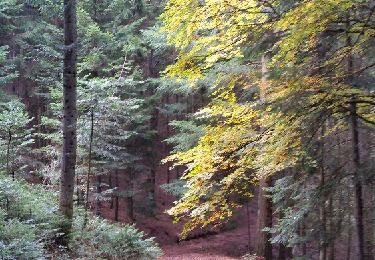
left=0, top=174, right=163, bottom=259
left=71, top=213, right=163, bottom=259
left=0, top=209, right=47, bottom=259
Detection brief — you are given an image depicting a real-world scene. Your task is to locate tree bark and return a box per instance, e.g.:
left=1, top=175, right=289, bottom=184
left=256, top=176, right=273, bottom=260
left=256, top=54, right=273, bottom=260
left=59, top=0, right=77, bottom=242
left=327, top=198, right=334, bottom=260
left=346, top=20, right=365, bottom=260
left=83, top=108, right=94, bottom=228
left=351, top=101, right=365, bottom=260
left=6, top=128, right=13, bottom=180
left=125, top=171, right=134, bottom=222
left=114, top=170, right=119, bottom=221
left=96, top=174, right=102, bottom=216
left=109, top=173, right=114, bottom=209
left=320, top=125, right=327, bottom=260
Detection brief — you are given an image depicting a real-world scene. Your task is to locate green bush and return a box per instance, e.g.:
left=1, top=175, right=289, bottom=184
left=0, top=210, right=47, bottom=259
left=71, top=213, right=163, bottom=259
left=0, top=174, right=163, bottom=259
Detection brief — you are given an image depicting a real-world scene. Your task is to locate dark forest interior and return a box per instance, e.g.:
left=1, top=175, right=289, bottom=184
left=0, top=0, right=374, bottom=259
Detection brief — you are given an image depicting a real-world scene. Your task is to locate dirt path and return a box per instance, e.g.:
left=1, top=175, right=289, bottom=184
left=160, top=253, right=239, bottom=260
left=158, top=227, right=251, bottom=260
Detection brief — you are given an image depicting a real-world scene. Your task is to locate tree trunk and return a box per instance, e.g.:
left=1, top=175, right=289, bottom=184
left=6, top=128, right=13, bottom=180
left=351, top=101, right=365, bottom=260
left=320, top=125, right=327, bottom=260
left=125, top=171, right=134, bottom=222
left=256, top=177, right=273, bottom=260
left=96, top=174, right=102, bottom=216
left=256, top=54, right=273, bottom=260
left=346, top=21, right=365, bottom=259
left=346, top=214, right=352, bottom=260
left=109, top=173, right=114, bottom=209
left=83, top=108, right=94, bottom=228
left=59, top=0, right=77, bottom=242
left=278, top=243, right=287, bottom=260
left=327, top=198, right=334, bottom=260
left=114, top=170, right=119, bottom=221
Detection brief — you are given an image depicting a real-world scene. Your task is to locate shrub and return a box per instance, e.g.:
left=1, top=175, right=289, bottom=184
left=71, top=213, right=163, bottom=259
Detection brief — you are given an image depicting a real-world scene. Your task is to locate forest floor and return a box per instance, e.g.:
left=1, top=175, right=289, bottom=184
left=100, top=194, right=258, bottom=259
left=142, top=206, right=257, bottom=260
left=159, top=228, right=249, bottom=259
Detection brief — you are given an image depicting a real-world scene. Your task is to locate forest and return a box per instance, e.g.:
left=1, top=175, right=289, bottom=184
left=0, top=0, right=374, bottom=259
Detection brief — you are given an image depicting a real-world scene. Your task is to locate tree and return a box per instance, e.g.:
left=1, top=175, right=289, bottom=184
left=160, top=0, right=375, bottom=259
left=0, top=100, right=34, bottom=181
left=59, top=0, right=78, bottom=240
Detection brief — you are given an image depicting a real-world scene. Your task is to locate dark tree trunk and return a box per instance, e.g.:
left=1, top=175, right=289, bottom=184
left=278, top=243, right=287, bottom=260
left=125, top=172, right=134, bottom=222
left=347, top=214, right=352, bottom=260
left=346, top=21, right=365, bottom=260
left=256, top=176, right=273, bottom=260
left=114, top=170, right=119, bottom=221
left=351, top=101, right=365, bottom=260
left=96, top=174, right=102, bottom=216
left=327, top=198, right=334, bottom=260
left=59, top=0, right=77, bottom=242
left=320, top=125, right=327, bottom=260
left=109, top=173, right=114, bottom=209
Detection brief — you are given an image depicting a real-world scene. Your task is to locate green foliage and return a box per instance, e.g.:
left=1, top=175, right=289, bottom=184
left=160, top=179, right=187, bottom=199
left=0, top=99, right=34, bottom=178
left=0, top=174, right=60, bottom=259
left=71, top=213, right=162, bottom=259
left=0, top=173, right=163, bottom=259
left=0, top=46, right=17, bottom=86
left=161, top=0, right=375, bottom=253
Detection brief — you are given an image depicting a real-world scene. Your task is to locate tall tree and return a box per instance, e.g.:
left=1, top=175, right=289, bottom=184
left=59, top=0, right=77, bottom=239
left=256, top=54, right=273, bottom=260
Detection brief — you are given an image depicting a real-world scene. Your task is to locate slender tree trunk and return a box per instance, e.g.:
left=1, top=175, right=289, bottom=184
left=6, top=128, right=13, bottom=180
left=256, top=54, right=273, bottom=260
left=114, top=170, right=119, bottom=221
left=93, top=0, right=97, bottom=22
left=256, top=176, right=273, bottom=260
left=76, top=174, right=80, bottom=205
left=347, top=213, right=352, bottom=260
left=96, top=174, right=102, bottom=216
left=83, top=108, right=94, bottom=228
left=346, top=21, right=365, bottom=260
left=327, top=198, right=334, bottom=260
left=320, top=125, right=327, bottom=260
left=351, top=101, right=365, bottom=260
left=125, top=172, right=134, bottom=222
left=59, top=0, right=77, bottom=242
left=109, top=173, right=114, bottom=209
left=127, top=195, right=134, bottom=222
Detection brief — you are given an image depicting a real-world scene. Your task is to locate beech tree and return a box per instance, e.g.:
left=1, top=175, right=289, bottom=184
left=161, top=0, right=375, bottom=259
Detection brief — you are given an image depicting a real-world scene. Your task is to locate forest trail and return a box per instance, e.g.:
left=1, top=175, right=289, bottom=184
left=158, top=223, right=252, bottom=260
left=160, top=253, right=239, bottom=259
left=137, top=206, right=256, bottom=260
